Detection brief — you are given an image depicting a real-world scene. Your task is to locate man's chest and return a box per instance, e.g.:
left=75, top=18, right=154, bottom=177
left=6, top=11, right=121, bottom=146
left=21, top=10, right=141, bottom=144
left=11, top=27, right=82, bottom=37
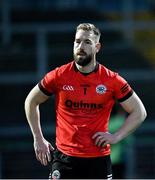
left=56, top=76, right=114, bottom=105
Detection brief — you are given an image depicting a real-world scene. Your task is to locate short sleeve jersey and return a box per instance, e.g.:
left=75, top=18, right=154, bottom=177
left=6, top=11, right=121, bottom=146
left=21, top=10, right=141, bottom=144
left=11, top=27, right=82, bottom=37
left=39, top=61, right=133, bottom=157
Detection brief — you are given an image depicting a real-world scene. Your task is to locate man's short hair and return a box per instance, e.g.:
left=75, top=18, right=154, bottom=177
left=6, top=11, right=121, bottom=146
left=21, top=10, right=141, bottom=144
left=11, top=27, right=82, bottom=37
left=76, top=23, right=101, bottom=42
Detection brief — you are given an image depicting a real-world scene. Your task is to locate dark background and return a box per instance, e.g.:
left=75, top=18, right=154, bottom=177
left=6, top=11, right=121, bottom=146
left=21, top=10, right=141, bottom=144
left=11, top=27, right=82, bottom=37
left=0, top=0, right=155, bottom=178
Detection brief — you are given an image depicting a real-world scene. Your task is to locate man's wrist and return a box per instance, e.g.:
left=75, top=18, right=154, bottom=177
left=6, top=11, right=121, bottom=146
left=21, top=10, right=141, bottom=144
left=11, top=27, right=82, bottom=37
left=113, top=132, right=123, bottom=143
left=33, top=133, right=44, bottom=141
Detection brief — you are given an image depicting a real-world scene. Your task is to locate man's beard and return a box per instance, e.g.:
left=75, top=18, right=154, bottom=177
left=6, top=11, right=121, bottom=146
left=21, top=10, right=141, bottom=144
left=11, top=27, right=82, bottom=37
left=74, top=53, right=92, bottom=67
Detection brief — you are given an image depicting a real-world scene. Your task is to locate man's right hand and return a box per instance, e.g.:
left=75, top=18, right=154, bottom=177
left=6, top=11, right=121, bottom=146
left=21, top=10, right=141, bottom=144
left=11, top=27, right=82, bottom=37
left=34, top=137, right=54, bottom=166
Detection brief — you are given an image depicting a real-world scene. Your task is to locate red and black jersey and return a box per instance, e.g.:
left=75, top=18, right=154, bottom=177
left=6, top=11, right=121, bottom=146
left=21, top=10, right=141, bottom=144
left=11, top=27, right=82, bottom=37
left=38, top=61, right=133, bottom=157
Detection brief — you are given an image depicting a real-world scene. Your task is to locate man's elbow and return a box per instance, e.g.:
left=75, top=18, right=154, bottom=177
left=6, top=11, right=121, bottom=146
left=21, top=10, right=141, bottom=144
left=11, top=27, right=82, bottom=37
left=25, top=95, right=38, bottom=109
left=24, top=96, right=31, bottom=112
left=140, top=108, right=147, bottom=122
left=143, top=108, right=147, bottom=120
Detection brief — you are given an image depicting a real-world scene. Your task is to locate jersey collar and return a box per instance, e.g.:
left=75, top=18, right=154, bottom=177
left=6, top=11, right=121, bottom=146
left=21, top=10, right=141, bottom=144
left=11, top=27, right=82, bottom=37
left=73, top=62, right=99, bottom=75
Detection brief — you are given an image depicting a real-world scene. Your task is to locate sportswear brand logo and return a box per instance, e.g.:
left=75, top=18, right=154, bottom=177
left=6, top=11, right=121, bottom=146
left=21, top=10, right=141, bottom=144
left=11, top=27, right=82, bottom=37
left=63, top=85, right=74, bottom=91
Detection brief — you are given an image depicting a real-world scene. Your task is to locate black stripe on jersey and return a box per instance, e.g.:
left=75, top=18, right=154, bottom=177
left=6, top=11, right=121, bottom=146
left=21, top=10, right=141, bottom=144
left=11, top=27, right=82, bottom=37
left=121, top=86, right=129, bottom=93
left=38, top=82, right=52, bottom=96
left=121, top=84, right=130, bottom=93
left=118, top=90, right=133, bottom=102
left=121, top=83, right=128, bottom=90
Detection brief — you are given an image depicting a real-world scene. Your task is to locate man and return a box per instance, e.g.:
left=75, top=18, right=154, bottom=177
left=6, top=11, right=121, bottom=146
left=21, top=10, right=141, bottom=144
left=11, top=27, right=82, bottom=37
left=24, top=23, right=147, bottom=179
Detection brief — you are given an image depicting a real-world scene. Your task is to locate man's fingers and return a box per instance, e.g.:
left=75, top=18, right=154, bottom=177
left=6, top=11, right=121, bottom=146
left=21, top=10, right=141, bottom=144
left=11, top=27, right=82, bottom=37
left=35, top=150, right=40, bottom=161
left=37, top=151, right=43, bottom=162
left=92, top=132, right=106, bottom=146
left=97, top=138, right=106, bottom=147
left=35, top=150, right=50, bottom=165
left=92, top=132, right=102, bottom=139
left=48, top=143, right=55, bottom=151
left=95, top=135, right=104, bottom=146
left=92, top=132, right=111, bottom=148
left=41, top=153, right=48, bottom=166
left=34, top=141, right=54, bottom=165
left=46, top=151, right=51, bottom=162
left=95, top=136, right=109, bottom=147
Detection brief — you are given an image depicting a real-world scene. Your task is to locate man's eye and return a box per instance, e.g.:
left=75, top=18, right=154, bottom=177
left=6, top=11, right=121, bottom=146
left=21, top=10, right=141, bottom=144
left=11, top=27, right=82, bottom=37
left=85, top=41, right=91, bottom=44
left=75, top=40, right=80, bottom=44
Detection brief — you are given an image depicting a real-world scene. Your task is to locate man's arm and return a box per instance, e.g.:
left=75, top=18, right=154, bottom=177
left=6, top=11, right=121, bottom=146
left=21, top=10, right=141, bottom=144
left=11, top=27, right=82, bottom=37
left=24, top=84, right=54, bottom=166
left=113, top=91, right=147, bottom=141
left=92, top=92, right=147, bottom=147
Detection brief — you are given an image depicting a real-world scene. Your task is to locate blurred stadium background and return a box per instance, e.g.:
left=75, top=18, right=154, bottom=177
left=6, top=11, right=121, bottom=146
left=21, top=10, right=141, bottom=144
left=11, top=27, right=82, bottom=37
left=0, top=0, right=155, bottom=179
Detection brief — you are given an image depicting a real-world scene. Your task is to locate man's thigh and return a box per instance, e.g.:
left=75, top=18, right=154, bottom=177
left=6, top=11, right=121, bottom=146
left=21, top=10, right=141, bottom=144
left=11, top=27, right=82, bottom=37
left=49, top=149, right=74, bottom=179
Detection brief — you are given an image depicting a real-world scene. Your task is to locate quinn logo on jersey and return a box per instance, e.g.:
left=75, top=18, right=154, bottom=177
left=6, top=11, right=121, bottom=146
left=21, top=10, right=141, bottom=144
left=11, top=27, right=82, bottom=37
left=65, top=99, right=103, bottom=109
left=96, top=84, right=107, bottom=94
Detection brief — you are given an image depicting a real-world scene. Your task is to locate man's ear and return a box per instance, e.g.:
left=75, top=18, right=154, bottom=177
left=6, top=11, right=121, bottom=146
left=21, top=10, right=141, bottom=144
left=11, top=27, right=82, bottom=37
left=96, top=43, right=101, bottom=53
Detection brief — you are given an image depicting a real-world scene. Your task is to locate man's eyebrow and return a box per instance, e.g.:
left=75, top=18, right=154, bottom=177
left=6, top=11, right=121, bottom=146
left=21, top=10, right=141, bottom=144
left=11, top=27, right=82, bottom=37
left=75, top=38, right=92, bottom=42
left=85, top=39, right=92, bottom=42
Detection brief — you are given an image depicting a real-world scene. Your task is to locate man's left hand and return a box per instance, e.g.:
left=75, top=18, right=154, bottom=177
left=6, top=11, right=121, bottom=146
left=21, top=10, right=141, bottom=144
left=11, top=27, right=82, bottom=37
left=92, top=132, right=118, bottom=148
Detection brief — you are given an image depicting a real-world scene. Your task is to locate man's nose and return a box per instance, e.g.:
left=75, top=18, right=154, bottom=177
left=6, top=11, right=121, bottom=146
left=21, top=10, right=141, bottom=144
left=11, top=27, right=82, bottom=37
left=79, top=42, right=84, bottom=49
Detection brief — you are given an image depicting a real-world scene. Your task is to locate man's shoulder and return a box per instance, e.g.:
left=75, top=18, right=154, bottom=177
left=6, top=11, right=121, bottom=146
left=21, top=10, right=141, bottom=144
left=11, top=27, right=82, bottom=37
left=59, top=61, right=73, bottom=69
left=48, top=61, right=74, bottom=75
left=56, top=61, right=74, bottom=74
left=99, top=63, right=118, bottom=79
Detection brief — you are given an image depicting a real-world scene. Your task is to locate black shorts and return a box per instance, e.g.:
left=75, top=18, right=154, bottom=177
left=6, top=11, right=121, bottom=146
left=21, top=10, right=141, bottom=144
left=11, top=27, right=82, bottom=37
left=49, top=149, right=112, bottom=179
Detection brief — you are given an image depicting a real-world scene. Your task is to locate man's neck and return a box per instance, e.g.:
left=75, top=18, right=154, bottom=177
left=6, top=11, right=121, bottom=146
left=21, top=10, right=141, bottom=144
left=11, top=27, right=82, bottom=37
left=75, top=61, right=97, bottom=74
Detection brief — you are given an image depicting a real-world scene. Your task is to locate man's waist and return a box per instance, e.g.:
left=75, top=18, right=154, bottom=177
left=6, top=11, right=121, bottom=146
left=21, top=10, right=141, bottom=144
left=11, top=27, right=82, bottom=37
left=56, top=143, right=111, bottom=158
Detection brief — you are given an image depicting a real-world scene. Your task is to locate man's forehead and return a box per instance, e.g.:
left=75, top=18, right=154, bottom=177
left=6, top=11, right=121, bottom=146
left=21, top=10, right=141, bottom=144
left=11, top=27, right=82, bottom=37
left=75, top=29, right=94, bottom=40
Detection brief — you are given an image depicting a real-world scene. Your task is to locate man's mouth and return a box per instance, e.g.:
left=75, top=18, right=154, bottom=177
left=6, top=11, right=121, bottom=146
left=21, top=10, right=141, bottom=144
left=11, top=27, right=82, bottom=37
left=77, top=52, right=86, bottom=56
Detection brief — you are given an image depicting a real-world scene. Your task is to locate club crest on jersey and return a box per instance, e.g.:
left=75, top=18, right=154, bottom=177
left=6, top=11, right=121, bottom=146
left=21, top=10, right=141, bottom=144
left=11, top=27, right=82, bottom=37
left=96, top=84, right=107, bottom=94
